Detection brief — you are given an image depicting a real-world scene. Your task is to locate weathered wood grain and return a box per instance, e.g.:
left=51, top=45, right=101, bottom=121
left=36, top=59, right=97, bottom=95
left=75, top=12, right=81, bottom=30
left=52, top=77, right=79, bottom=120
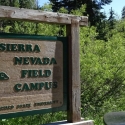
left=0, top=6, right=88, bottom=26
left=67, top=19, right=81, bottom=122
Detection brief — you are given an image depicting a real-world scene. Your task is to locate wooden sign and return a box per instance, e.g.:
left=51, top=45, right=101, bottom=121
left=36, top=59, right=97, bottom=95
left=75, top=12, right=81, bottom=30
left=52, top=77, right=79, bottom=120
left=0, top=5, right=89, bottom=123
left=0, top=34, right=68, bottom=118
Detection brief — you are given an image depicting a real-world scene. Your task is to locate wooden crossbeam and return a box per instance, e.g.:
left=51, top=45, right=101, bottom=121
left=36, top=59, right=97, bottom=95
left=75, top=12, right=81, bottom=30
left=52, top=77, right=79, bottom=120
left=0, top=6, right=88, bottom=26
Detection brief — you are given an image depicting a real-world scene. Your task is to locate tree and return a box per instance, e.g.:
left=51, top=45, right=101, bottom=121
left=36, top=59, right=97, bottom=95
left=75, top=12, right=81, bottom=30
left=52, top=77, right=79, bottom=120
left=80, top=20, right=125, bottom=118
left=49, top=0, right=112, bottom=25
left=19, top=0, right=37, bottom=9
left=0, top=0, right=18, bottom=7
left=96, top=8, right=116, bottom=40
left=108, top=7, right=116, bottom=29
left=122, top=6, right=125, bottom=19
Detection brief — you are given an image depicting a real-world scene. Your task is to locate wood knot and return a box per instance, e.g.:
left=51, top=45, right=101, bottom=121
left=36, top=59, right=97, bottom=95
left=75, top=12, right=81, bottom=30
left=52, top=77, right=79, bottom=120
left=45, top=15, right=49, bottom=18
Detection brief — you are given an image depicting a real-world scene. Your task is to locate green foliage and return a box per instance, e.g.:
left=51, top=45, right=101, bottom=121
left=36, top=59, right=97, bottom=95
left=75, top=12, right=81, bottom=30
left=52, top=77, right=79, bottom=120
left=96, top=8, right=116, bottom=40
left=0, top=0, right=37, bottom=33
left=1, top=2, right=125, bottom=125
left=80, top=20, right=125, bottom=124
left=58, top=7, right=68, bottom=14
left=0, top=0, right=36, bottom=8
left=0, top=112, right=67, bottom=125
left=19, top=0, right=36, bottom=9
left=70, top=5, right=86, bottom=16
left=0, top=0, right=19, bottom=7
left=41, top=3, right=52, bottom=11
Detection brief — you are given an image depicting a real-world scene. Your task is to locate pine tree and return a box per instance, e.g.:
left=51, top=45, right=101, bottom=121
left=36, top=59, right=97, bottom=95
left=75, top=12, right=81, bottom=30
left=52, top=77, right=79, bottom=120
left=49, top=0, right=112, bottom=26
left=122, top=6, right=125, bottom=19
left=108, top=7, right=116, bottom=29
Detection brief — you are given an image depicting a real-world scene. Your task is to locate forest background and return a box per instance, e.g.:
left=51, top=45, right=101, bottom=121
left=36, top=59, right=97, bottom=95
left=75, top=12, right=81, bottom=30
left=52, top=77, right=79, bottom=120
left=0, top=0, right=125, bottom=125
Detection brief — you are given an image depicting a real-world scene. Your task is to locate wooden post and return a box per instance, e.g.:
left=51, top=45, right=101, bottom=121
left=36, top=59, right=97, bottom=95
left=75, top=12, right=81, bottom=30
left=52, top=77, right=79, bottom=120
left=67, top=19, right=81, bottom=123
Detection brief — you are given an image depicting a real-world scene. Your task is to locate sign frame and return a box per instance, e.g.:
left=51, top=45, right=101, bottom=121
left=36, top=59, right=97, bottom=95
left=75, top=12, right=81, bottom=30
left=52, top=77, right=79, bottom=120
left=0, top=33, right=68, bottom=119
left=0, top=5, right=88, bottom=123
